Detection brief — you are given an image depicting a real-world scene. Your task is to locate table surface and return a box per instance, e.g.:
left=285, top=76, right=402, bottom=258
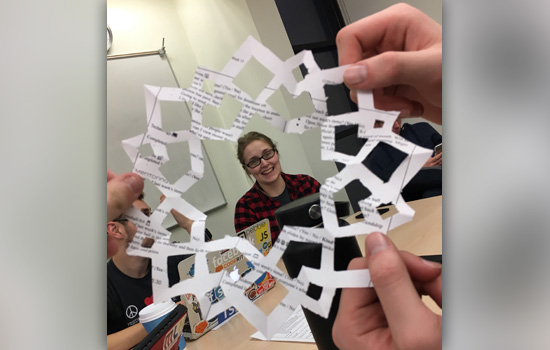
left=186, top=196, right=442, bottom=350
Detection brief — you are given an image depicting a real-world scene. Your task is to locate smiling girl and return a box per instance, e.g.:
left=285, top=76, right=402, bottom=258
left=234, top=132, right=320, bottom=242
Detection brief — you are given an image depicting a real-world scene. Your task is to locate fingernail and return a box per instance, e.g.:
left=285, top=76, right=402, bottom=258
left=422, top=258, right=442, bottom=269
left=399, top=110, right=410, bottom=118
left=344, top=65, right=367, bottom=85
left=123, top=174, right=143, bottom=194
left=366, top=232, right=389, bottom=256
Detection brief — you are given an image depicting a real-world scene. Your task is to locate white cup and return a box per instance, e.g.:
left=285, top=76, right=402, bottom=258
left=139, top=300, right=187, bottom=349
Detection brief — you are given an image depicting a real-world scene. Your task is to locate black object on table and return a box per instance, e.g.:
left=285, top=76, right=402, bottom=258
left=275, top=193, right=362, bottom=350
left=420, top=254, right=443, bottom=264
left=354, top=207, right=390, bottom=220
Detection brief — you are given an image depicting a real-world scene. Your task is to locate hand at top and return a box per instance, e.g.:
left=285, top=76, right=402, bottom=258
left=336, top=3, right=442, bottom=124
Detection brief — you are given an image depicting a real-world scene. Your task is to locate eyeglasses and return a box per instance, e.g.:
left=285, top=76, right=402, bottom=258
left=246, top=148, right=276, bottom=168
left=112, top=216, right=129, bottom=223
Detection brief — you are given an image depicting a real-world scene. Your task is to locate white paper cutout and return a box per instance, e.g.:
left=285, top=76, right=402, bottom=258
left=251, top=307, right=314, bottom=342
left=119, top=36, right=432, bottom=339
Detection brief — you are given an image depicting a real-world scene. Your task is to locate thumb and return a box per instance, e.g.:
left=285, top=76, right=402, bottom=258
left=365, top=232, right=431, bottom=333
left=343, top=49, right=441, bottom=92
left=107, top=172, right=144, bottom=222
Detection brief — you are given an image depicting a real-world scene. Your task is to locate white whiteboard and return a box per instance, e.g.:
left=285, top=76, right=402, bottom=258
left=107, top=54, right=226, bottom=227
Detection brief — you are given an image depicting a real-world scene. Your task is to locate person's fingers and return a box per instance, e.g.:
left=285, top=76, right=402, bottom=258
left=348, top=70, right=440, bottom=123
left=365, top=233, right=434, bottom=334
left=399, top=250, right=442, bottom=282
left=398, top=251, right=443, bottom=308
left=107, top=169, right=116, bottom=182
left=349, top=88, right=423, bottom=117
left=343, top=49, right=441, bottom=93
left=337, top=3, right=440, bottom=64
left=348, top=89, right=358, bottom=104
left=336, top=258, right=377, bottom=311
left=371, top=88, right=425, bottom=116
left=336, top=3, right=428, bottom=66
left=107, top=172, right=144, bottom=221
left=420, top=273, right=443, bottom=308
left=333, top=257, right=386, bottom=349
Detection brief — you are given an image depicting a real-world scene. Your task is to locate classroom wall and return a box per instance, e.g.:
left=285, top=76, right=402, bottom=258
left=244, top=0, right=350, bottom=201
left=108, top=0, right=204, bottom=241
left=337, top=0, right=443, bottom=135
left=107, top=0, right=348, bottom=239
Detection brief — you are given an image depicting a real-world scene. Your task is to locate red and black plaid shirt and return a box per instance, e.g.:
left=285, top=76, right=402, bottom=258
left=234, top=173, right=321, bottom=242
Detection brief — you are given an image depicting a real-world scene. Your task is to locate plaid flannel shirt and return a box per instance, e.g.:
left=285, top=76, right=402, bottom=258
left=234, top=173, right=321, bottom=242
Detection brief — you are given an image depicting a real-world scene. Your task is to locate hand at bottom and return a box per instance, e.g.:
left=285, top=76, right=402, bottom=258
left=333, top=232, right=442, bottom=350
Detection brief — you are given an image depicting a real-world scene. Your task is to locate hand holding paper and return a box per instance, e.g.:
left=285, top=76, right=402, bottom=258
left=116, top=36, right=432, bottom=339
left=333, top=232, right=442, bottom=350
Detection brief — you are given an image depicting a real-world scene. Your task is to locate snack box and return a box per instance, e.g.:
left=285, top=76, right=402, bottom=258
left=177, top=219, right=276, bottom=340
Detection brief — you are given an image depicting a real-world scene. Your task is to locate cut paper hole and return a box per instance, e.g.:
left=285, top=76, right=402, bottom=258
left=160, top=100, right=192, bottom=131
left=169, top=253, right=196, bottom=287
left=267, top=85, right=314, bottom=119
left=324, top=84, right=357, bottom=116
left=203, top=93, right=242, bottom=128
left=201, top=78, right=215, bottom=94
left=159, top=142, right=191, bottom=184
left=138, top=143, right=154, bottom=158
left=233, top=57, right=274, bottom=100
left=364, top=141, right=407, bottom=183
left=334, top=124, right=365, bottom=157
left=141, top=237, right=155, bottom=248
left=294, top=63, right=308, bottom=79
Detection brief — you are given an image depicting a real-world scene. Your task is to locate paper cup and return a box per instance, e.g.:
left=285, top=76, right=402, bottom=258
left=139, top=300, right=177, bottom=333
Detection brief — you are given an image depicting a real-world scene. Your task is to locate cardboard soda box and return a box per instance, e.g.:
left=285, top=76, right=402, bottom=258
left=177, top=219, right=276, bottom=340
left=134, top=304, right=187, bottom=350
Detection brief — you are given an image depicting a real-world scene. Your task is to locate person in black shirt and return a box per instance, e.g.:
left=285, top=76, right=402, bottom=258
left=106, top=194, right=151, bottom=350
left=367, top=117, right=442, bottom=202
left=107, top=193, right=211, bottom=350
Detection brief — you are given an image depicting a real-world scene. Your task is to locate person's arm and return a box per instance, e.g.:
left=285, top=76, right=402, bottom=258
left=107, top=323, right=148, bottom=350
left=333, top=232, right=442, bottom=349
left=169, top=208, right=194, bottom=233
left=160, top=194, right=212, bottom=241
left=171, top=209, right=213, bottom=241
left=309, top=175, right=321, bottom=193
left=336, top=3, right=442, bottom=124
